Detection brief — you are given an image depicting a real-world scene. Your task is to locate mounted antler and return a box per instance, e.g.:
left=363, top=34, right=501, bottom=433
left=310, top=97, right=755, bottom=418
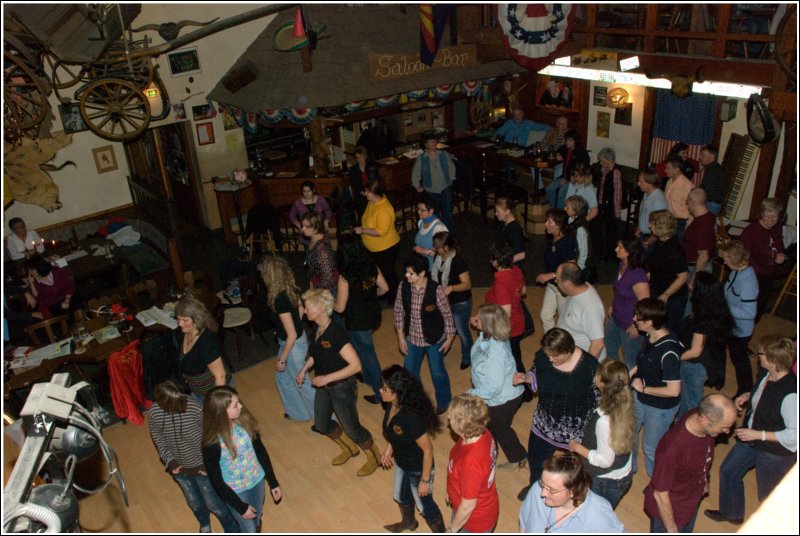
left=130, top=18, right=220, bottom=41
left=645, top=65, right=704, bottom=98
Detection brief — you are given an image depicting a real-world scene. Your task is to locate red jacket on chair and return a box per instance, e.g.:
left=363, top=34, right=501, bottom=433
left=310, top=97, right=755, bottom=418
left=108, top=339, right=152, bottom=425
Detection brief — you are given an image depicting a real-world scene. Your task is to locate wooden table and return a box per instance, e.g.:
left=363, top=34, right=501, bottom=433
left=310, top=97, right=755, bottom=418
left=6, top=317, right=144, bottom=392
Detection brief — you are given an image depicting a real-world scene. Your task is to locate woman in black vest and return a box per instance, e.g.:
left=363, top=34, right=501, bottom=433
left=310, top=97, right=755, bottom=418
left=431, top=231, right=473, bottom=370
left=334, top=234, right=390, bottom=405
left=568, top=360, right=634, bottom=509
left=393, top=253, right=456, bottom=414
left=595, top=148, right=624, bottom=260
left=705, top=335, right=797, bottom=526
left=296, top=289, right=383, bottom=477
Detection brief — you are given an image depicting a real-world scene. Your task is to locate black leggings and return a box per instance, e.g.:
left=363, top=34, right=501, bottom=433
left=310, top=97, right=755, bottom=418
left=373, top=242, right=400, bottom=302
left=728, top=335, right=753, bottom=397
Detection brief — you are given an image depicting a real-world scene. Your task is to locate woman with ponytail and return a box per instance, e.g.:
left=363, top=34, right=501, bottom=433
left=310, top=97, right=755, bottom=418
left=568, top=360, right=635, bottom=509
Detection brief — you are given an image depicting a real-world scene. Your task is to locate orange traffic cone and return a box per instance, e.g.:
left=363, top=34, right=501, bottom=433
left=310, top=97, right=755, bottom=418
left=292, top=7, right=305, bottom=38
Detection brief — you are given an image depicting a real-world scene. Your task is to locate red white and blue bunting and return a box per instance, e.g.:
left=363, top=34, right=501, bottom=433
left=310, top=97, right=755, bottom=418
left=495, top=4, right=576, bottom=71
left=259, top=109, right=285, bottom=124
left=461, top=80, right=483, bottom=97
left=375, top=95, right=400, bottom=108
left=284, top=108, right=317, bottom=125
left=431, top=84, right=455, bottom=99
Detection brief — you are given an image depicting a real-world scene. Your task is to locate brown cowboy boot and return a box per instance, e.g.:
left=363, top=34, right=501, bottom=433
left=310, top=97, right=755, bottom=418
left=356, top=441, right=382, bottom=476
left=383, top=503, right=419, bottom=533
left=425, top=511, right=446, bottom=533
left=329, top=433, right=359, bottom=466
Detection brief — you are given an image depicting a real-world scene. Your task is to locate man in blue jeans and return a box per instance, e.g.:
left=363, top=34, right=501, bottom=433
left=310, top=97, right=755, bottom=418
left=643, top=394, right=737, bottom=533
left=412, top=131, right=456, bottom=232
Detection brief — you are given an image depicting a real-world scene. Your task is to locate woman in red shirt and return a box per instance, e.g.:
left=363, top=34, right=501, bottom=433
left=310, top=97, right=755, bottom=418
left=485, top=243, right=526, bottom=373
left=446, top=394, right=499, bottom=533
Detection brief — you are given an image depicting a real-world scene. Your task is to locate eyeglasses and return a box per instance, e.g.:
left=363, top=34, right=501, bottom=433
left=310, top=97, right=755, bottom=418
left=538, top=479, right=567, bottom=495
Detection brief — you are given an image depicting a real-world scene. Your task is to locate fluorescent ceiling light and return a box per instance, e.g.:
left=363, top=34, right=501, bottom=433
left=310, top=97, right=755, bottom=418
left=539, top=63, right=763, bottom=99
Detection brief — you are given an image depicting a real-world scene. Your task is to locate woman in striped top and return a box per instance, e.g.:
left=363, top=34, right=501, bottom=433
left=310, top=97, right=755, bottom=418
left=175, top=297, right=231, bottom=400
left=148, top=381, right=238, bottom=533
left=202, top=386, right=282, bottom=533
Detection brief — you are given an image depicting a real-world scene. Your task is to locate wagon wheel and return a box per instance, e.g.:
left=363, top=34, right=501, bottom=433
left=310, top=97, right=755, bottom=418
left=42, top=51, right=85, bottom=90
left=79, top=78, right=151, bottom=141
left=3, top=51, right=49, bottom=132
left=96, top=43, right=154, bottom=90
left=775, top=4, right=797, bottom=83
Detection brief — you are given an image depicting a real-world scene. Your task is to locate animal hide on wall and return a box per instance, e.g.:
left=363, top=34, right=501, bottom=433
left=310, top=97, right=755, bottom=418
left=3, top=132, right=73, bottom=212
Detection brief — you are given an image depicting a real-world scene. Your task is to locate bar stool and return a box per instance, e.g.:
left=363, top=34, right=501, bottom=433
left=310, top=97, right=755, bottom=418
left=248, top=231, right=276, bottom=261
left=771, top=262, right=797, bottom=314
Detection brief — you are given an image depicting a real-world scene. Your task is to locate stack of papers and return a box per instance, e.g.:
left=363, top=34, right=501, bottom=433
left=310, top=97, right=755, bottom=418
left=10, top=339, right=72, bottom=370
left=64, top=250, right=88, bottom=262
left=136, top=306, right=178, bottom=329
left=92, top=326, right=121, bottom=344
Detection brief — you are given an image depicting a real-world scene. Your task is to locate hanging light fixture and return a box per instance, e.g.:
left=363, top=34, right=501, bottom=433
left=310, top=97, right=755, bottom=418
left=607, top=87, right=629, bottom=109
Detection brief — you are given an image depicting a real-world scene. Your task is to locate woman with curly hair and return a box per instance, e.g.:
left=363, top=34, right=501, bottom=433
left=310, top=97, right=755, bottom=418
left=202, top=386, right=281, bottom=532
left=678, top=271, right=733, bottom=416
left=379, top=365, right=445, bottom=533
left=535, top=209, right=576, bottom=333
left=258, top=256, right=315, bottom=421
left=569, top=360, right=635, bottom=509
left=334, top=234, right=389, bottom=405
left=301, top=211, right=338, bottom=294
left=175, top=296, right=231, bottom=401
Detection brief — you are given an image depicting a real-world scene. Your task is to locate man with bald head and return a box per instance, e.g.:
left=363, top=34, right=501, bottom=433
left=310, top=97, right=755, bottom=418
left=684, top=187, right=716, bottom=293
left=555, top=262, right=606, bottom=361
left=644, top=394, right=737, bottom=533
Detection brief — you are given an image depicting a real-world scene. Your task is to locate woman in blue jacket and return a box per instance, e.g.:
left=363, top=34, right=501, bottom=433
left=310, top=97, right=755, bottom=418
left=468, top=303, right=527, bottom=469
left=718, top=241, right=759, bottom=398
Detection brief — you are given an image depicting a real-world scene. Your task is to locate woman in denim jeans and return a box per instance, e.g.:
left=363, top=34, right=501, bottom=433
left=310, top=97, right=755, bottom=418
left=379, top=365, right=445, bottom=533
left=334, top=234, right=390, bottom=405
left=202, top=387, right=281, bottom=533
left=604, top=239, right=649, bottom=369
left=431, top=231, right=473, bottom=370
left=148, top=381, right=238, bottom=533
left=569, top=360, right=635, bottom=509
left=259, top=256, right=315, bottom=421
left=297, top=288, right=383, bottom=477
left=629, top=298, right=682, bottom=477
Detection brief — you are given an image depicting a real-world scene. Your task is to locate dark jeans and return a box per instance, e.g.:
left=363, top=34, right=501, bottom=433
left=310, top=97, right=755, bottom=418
left=719, top=441, right=797, bottom=520
left=527, top=432, right=558, bottom=485
left=675, top=218, right=687, bottom=244
left=597, top=204, right=619, bottom=259
left=649, top=510, right=698, bottom=533
left=665, top=292, right=689, bottom=335
left=315, top=376, right=372, bottom=445
left=394, top=465, right=442, bottom=522
left=374, top=243, right=400, bottom=303
left=509, top=335, right=524, bottom=373
left=348, top=329, right=382, bottom=398
left=727, top=336, right=753, bottom=397
left=591, top=471, right=633, bottom=510
left=427, top=187, right=455, bottom=233
left=755, top=273, right=775, bottom=323
left=173, top=472, right=239, bottom=532
left=487, top=394, right=527, bottom=464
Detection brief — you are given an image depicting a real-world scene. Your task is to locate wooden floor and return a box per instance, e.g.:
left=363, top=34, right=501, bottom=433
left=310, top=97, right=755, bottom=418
left=4, top=286, right=796, bottom=533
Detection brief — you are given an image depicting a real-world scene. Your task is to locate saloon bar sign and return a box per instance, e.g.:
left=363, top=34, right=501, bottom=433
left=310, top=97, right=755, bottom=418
left=369, top=44, right=477, bottom=81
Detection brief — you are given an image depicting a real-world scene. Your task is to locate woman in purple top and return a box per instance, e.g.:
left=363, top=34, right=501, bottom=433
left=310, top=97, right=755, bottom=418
left=288, top=181, right=333, bottom=246
left=604, top=239, right=650, bottom=370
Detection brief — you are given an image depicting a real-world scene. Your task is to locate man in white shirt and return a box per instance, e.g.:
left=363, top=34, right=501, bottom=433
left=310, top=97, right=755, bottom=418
left=6, top=218, right=44, bottom=260
left=555, top=262, right=606, bottom=360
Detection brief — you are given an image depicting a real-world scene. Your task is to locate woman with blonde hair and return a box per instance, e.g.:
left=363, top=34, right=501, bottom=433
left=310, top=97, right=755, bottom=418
left=258, top=256, right=315, bottom=421
left=569, top=360, right=635, bottom=509
left=645, top=209, right=688, bottom=334
left=445, top=394, right=499, bottom=533
left=468, top=303, right=527, bottom=469
left=297, top=288, right=383, bottom=477
left=202, top=386, right=281, bottom=532
left=174, top=296, right=231, bottom=401
left=564, top=162, right=599, bottom=221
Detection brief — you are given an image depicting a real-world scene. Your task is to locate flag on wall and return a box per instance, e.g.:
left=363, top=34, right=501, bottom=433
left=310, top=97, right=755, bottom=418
left=420, top=5, right=453, bottom=66
left=496, top=4, right=576, bottom=71
left=650, top=89, right=717, bottom=184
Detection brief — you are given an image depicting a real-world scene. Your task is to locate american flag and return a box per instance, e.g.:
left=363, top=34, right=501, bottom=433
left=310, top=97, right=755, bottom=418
left=651, top=90, right=717, bottom=185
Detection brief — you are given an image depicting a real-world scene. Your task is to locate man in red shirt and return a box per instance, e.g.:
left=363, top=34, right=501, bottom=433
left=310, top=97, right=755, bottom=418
left=644, top=394, right=737, bottom=533
left=683, top=188, right=717, bottom=315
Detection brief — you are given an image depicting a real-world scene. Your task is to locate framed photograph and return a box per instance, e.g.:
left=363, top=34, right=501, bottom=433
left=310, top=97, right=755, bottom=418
left=614, top=103, right=633, bottom=126
left=192, top=103, right=217, bottom=121
left=196, top=122, right=215, bottom=146
left=59, top=102, right=88, bottom=133
left=167, top=47, right=201, bottom=77
left=172, top=103, right=186, bottom=121
left=596, top=111, right=611, bottom=138
left=536, top=75, right=577, bottom=110
left=593, top=86, right=608, bottom=107
left=92, top=145, right=118, bottom=174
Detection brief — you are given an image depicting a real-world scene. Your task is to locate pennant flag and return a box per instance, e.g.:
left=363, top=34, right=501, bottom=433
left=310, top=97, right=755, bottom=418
left=420, top=5, right=453, bottom=66
left=496, top=4, right=576, bottom=70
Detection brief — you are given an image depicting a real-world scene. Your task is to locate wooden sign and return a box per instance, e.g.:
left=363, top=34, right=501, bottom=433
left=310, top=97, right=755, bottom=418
left=369, top=44, right=477, bottom=81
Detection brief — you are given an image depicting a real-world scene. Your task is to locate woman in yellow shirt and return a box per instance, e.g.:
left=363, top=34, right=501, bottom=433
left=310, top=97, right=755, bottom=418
left=356, top=179, right=401, bottom=302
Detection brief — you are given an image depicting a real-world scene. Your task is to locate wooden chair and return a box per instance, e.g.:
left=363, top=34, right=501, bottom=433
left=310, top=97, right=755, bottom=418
left=771, top=262, right=797, bottom=314
left=248, top=231, right=276, bottom=261
left=277, top=206, right=300, bottom=251
left=25, top=315, right=70, bottom=346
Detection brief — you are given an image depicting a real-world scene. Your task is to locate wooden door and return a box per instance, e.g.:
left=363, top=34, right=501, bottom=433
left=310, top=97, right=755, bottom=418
left=155, top=122, right=203, bottom=227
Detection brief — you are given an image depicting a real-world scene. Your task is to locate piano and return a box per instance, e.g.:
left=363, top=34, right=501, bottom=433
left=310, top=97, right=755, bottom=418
left=721, top=133, right=759, bottom=220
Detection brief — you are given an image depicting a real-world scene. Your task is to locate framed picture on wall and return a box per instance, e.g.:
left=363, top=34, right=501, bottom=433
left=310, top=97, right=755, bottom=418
left=596, top=111, right=610, bottom=138
left=92, top=145, right=118, bottom=174
left=196, top=122, right=215, bottom=145
left=167, top=47, right=201, bottom=77
left=614, top=103, right=633, bottom=126
left=59, top=102, right=88, bottom=133
left=593, top=86, right=608, bottom=107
